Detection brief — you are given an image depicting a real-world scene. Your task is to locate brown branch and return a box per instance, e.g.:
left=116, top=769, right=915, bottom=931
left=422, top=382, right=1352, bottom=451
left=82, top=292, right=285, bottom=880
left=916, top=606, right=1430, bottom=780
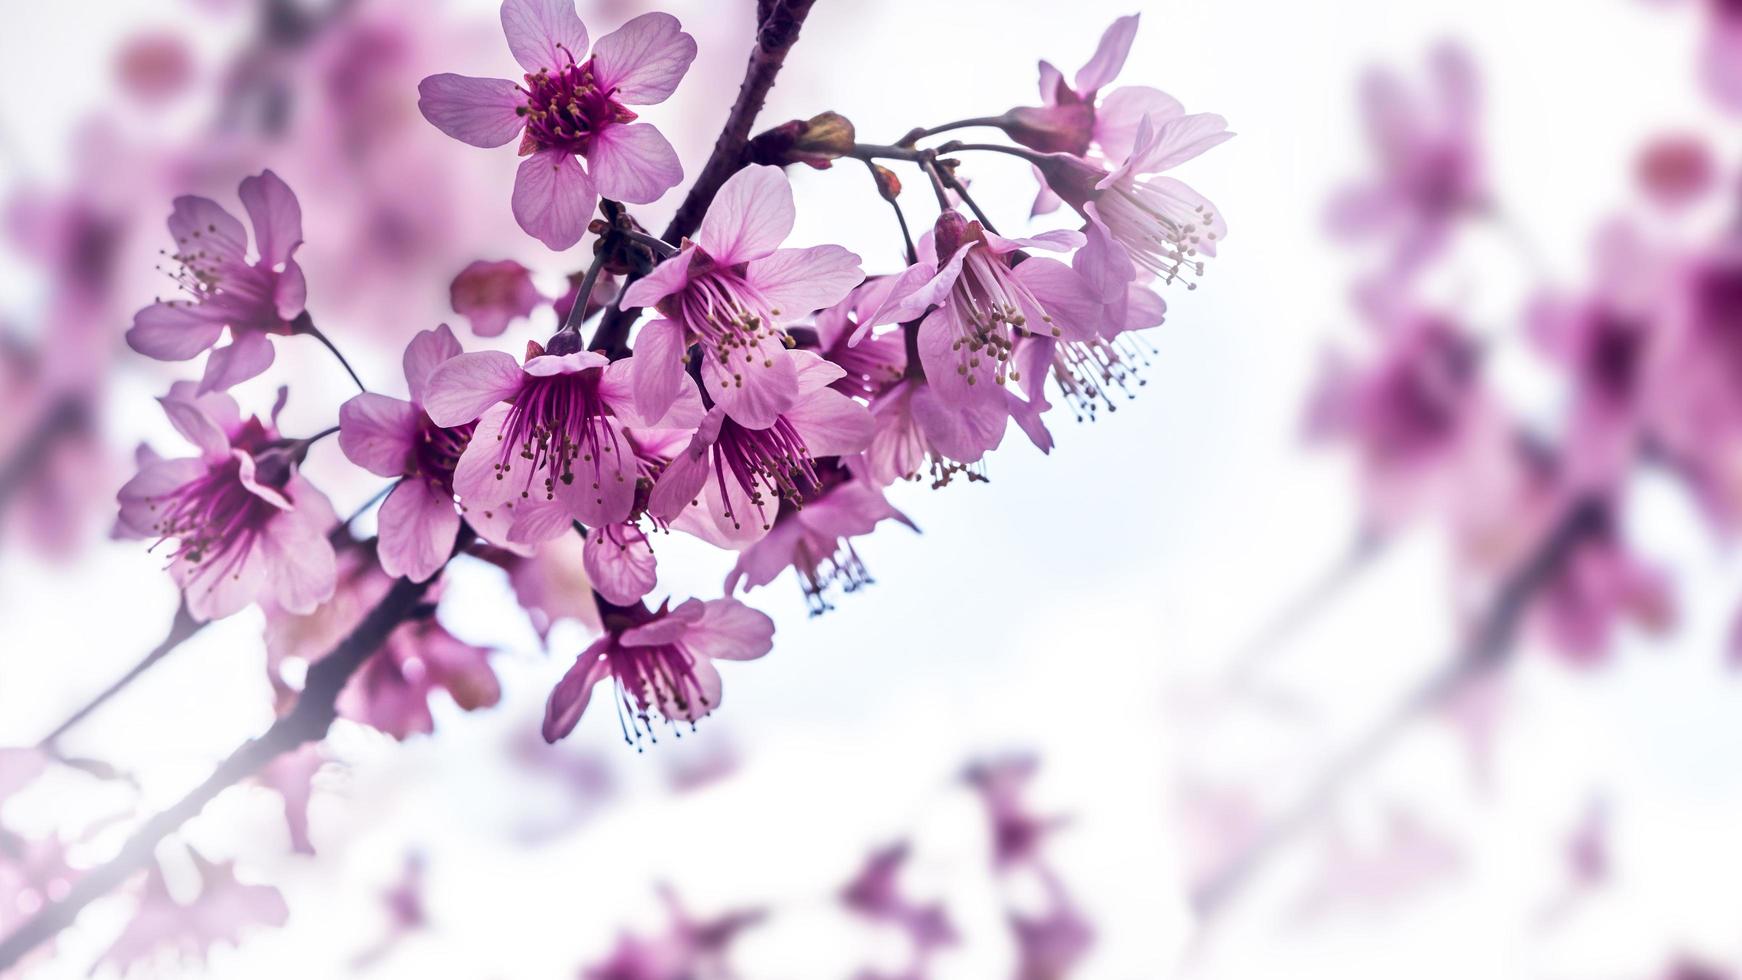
left=1189, top=496, right=1606, bottom=921
left=588, top=0, right=820, bottom=358
left=0, top=528, right=468, bottom=970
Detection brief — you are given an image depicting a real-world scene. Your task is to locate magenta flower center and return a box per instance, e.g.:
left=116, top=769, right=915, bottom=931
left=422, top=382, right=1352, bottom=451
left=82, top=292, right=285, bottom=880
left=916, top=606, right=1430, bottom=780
left=711, top=416, right=820, bottom=531
left=668, top=261, right=788, bottom=374
left=519, top=56, right=635, bottom=155
left=1369, top=324, right=1477, bottom=463
left=142, top=445, right=288, bottom=585
left=492, top=366, right=623, bottom=501
left=607, top=641, right=711, bottom=747
left=945, top=247, right=1054, bottom=387
left=412, top=411, right=475, bottom=495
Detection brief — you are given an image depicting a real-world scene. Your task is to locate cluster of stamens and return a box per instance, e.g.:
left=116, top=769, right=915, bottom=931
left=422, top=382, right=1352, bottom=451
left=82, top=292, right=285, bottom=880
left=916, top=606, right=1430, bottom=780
left=606, top=641, right=711, bottom=751
left=1097, top=179, right=1216, bottom=289
left=491, top=365, right=623, bottom=506
left=517, top=50, right=634, bottom=155
left=140, top=423, right=289, bottom=594
left=793, top=536, right=873, bottom=616
left=669, top=263, right=791, bottom=385
left=946, top=247, right=1055, bottom=388
left=1049, top=333, right=1156, bottom=422
left=709, top=416, right=820, bottom=531
left=412, top=412, right=475, bottom=494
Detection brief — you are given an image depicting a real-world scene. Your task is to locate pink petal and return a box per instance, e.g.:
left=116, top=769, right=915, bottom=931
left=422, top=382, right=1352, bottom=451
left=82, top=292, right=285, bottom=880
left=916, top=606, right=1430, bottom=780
left=702, top=334, right=799, bottom=429
left=683, top=598, right=775, bottom=662
left=235, top=450, right=294, bottom=511
left=177, top=540, right=270, bottom=621
left=784, top=386, right=873, bottom=458
left=553, top=420, right=638, bottom=527
left=167, top=195, right=246, bottom=263
left=647, top=427, right=714, bottom=523
left=417, top=73, right=527, bottom=148
left=1075, top=13, right=1140, bottom=94
left=911, top=381, right=1007, bottom=464
left=1010, top=257, right=1100, bottom=342
left=1075, top=207, right=1136, bottom=299
left=523, top=349, right=608, bottom=376
left=626, top=317, right=687, bottom=422
left=589, top=12, right=696, bottom=105
left=116, top=457, right=206, bottom=537
left=198, top=330, right=275, bottom=394
left=1037, top=59, right=1066, bottom=103
left=274, top=258, right=307, bottom=320
left=512, top=150, right=597, bottom=250
left=851, top=261, right=945, bottom=346
left=157, top=391, right=231, bottom=460
left=424, top=350, right=525, bottom=427
left=586, top=123, right=683, bottom=205
left=261, top=483, right=339, bottom=615
left=127, top=301, right=225, bottom=361
left=404, top=324, right=465, bottom=406
left=1096, top=85, right=1184, bottom=162
left=449, top=260, right=542, bottom=339
left=377, top=478, right=459, bottom=582
left=500, top=0, right=589, bottom=73
left=791, top=348, right=847, bottom=394
left=583, top=523, right=658, bottom=604
left=451, top=406, right=516, bottom=507
left=618, top=245, right=694, bottom=309
left=696, top=164, right=793, bottom=265
left=338, top=393, right=419, bottom=477
left=542, top=638, right=612, bottom=742
left=507, top=499, right=577, bottom=544
left=238, top=169, right=303, bottom=267
left=1131, top=113, right=1234, bottom=174
left=745, top=244, right=864, bottom=319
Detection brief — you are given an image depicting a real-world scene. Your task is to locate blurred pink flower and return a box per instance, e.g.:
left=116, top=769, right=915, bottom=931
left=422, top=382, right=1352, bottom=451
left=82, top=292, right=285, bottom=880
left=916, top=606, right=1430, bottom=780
left=542, top=595, right=773, bottom=745
left=116, top=384, right=336, bottom=621
left=1325, top=43, right=1485, bottom=271
left=417, top=3, right=696, bottom=248
left=1528, top=499, right=1674, bottom=665
left=841, top=843, right=959, bottom=968
left=1010, top=871, right=1094, bottom=980
left=725, top=462, right=915, bottom=614
left=450, top=259, right=546, bottom=337
left=965, top=754, right=1066, bottom=871
left=1698, top=0, right=1742, bottom=112
left=126, top=170, right=309, bottom=393
left=257, top=744, right=325, bottom=855
left=496, top=529, right=602, bottom=642
left=425, top=331, right=702, bottom=542
left=648, top=350, right=874, bottom=548
left=622, top=165, right=864, bottom=429
left=1637, top=134, right=1718, bottom=209
left=97, top=849, right=288, bottom=975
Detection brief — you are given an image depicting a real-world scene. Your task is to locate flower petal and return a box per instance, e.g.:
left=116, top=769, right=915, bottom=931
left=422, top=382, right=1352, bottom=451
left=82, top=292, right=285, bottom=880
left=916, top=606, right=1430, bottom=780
left=784, top=386, right=873, bottom=458
left=745, top=244, right=864, bottom=319
left=1074, top=13, right=1139, bottom=94
left=683, top=598, right=775, bottom=662
left=512, top=150, right=597, bottom=250
left=589, top=12, right=696, bottom=105
left=1095, top=85, right=1183, bottom=162
left=626, top=317, right=687, bottom=422
left=417, top=73, right=527, bottom=148
left=167, top=195, right=246, bottom=263
left=238, top=169, right=303, bottom=267
left=338, top=393, right=419, bottom=477
left=542, top=638, right=612, bottom=742
left=128, top=301, right=225, bottom=361
left=404, top=323, right=465, bottom=406
left=586, top=123, right=683, bottom=204
left=449, top=260, right=541, bottom=339
left=500, top=0, right=589, bottom=73
left=583, top=523, right=657, bottom=605
left=424, top=351, right=524, bottom=427
left=696, top=164, right=793, bottom=265
left=618, top=245, right=694, bottom=309
left=701, top=334, right=799, bottom=429
left=198, top=331, right=276, bottom=394
left=377, top=478, right=459, bottom=583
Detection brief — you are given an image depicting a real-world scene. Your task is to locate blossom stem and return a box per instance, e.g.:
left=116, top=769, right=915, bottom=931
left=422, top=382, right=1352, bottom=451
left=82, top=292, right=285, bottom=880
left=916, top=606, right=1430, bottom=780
left=863, top=159, right=917, bottom=265
left=292, top=312, right=367, bottom=393
left=563, top=248, right=608, bottom=335
left=1188, top=497, right=1605, bottom=922
left=0, top=527, right=474, bottom=971
left=589, top=0, right=821, bottom=360
left=933, top=162, right=1000, bottom=235
left=34, top=600, right=204, bottom=752
left=935, top=140, right=1050, bottom=167
left=918, top=156, right=953, bottom=211
left=898, top=116, right=1012, bottom=147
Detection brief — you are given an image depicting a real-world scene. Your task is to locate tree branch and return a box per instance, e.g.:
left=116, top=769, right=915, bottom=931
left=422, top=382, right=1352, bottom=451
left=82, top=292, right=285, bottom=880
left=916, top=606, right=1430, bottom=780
left=1189, top=496, right=1606, bottom=920
left=0, top=529, right=467, bottom=970
left=588, top=0, right=820, bottom=358
left=36, top=600, right=204, bottom=752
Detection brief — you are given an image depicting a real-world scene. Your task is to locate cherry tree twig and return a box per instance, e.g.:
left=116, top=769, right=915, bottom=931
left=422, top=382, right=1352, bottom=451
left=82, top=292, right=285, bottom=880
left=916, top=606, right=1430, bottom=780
left=1190, top=497, right=1605, bottom=920
left=588, top=0, right=821, bottom=358
left=0, top=529, right=472, bottom=970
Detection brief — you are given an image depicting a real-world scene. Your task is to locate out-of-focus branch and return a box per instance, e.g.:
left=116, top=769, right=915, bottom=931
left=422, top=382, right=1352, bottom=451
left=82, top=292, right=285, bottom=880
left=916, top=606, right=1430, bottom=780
left=588, top=0, right=821, bottom=358
left=35, top=600, right=203, bottom=753
left=0, top=394, right=89, bottom=528
left=0, top=528, right=470, bottom=970
left=1189, top=497, right=1605, bottom=920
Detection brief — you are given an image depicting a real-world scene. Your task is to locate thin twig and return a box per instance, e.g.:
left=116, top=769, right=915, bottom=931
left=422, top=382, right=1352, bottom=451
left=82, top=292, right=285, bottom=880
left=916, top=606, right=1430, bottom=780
left=35, top=601, right=203, bottom=751
left=863, top=159, right=917, bottom=265
left=1223, top=530, right=1385, bottom=689
left=291, top=312, right=366, bottom=393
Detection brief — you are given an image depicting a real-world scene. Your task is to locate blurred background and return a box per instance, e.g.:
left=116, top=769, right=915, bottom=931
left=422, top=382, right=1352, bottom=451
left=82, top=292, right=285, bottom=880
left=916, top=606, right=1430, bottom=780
left=2, top=0, right=1741, bottom=977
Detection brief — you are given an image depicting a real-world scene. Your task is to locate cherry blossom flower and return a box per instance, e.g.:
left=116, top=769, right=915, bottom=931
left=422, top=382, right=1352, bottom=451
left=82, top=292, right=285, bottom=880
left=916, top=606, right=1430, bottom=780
left=864, top=374, right=1007, bottom=489
left=1324, top=43, right=1485, bottom=270
left=840, top=843, right=959, bottom=969
left=584, top=521, right=659, bottom=605
left=1527, top=498, right=1674, bottom=665
left=340, top=325, right=519, bottom=581
left=97, top=849, right=288, bottom=975
left=450, top=259, right=546, bottom=337
left=542, top=595, right=774, bottom=745
left=648, top=350, right=874, bottom=547
left=495, top=529, right=603, bottom=642
left=417, top=1, right=696, bottom=248
left=1009, top=871, right=1094, bottom=980
left=126, top=170, right=310, bottom=393
left=725, top=462, right=915, bottom=614
left=964, top=754, right=1065, bottom=871
left=800, top=277, right=909, bottom=403
left=116, top=383, right=336, bottom=621
left=621, top=165, right=865, bottom=429
left=423, top=330, right=702, bottom=542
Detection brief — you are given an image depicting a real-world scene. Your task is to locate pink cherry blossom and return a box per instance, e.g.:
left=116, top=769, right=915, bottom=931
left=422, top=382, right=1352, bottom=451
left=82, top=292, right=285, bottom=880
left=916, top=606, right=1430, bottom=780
left=542, top=595, right=774, bottom=745
left=97, top=849, right=288, bottom=975
left=450, top=259, right=546, bottom=337
left=126, top=170, right=309, bottom=393
left=1324, top=43, right=1486, bottom=271
left=417, top=2, right=696, bottom=249
left=725, top=462, right=914, bottom=614
left=1526, top=498, right=1674, bottom=666
left=1009, top=871, right=1094, bottom=980
left=864, top=375, right=1005, bottom=488
left=1699, top=0, right=1742, bottom=113
left=621, top=164, right=865, bottom=429
left=339, top=325, right=514, bottom=581
left=495, top=528, right=603, bottom=642
left=840, top=843, right=960, bottom=966
left=116, top=383, right=336, bottom=621
left=964, top=754, right=1066, bottom=871
left=648, top=349, right=874, bottom=547
left=423, top=331, right=702, bottom=542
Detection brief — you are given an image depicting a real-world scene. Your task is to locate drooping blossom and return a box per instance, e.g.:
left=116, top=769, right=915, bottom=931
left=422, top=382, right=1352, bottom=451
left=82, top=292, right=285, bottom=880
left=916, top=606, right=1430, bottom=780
left=542, top=595, right=774, bottom=746
left=1324, top=43, right=1485, bottom=270
left=621, top=164, right=865, bottom=429
left=423, top=330, right=702, bottom=543
left=648, top=350, right=874, bottom=547
left=340, top=324, right=511, bottom=581
left=450, top=259, right=546, bottom=337
left=116, top=383, right=336, bottom=621
left=265, top=544, right=499, bottom=740
left=417, top=2, right=696, bottom=248
left=96, top=849, right=289, bottom=975
left=126, top=170, right=310, bottom=393
left=1018, top=261, right=1167, bottom=424
left=1033, top=113, right=1230, bottom=295
left=725, top=461, right=915, bottom=614
left=800, top=276, right=909, bottom=403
